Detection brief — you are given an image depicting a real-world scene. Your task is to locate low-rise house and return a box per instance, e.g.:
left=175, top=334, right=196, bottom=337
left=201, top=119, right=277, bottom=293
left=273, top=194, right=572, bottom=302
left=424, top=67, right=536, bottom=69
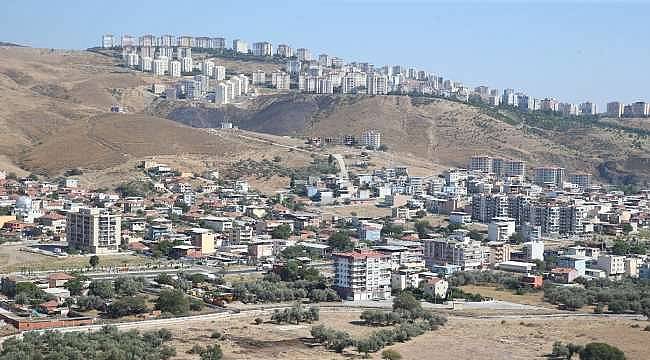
left=422, top=277, right=448, bottom=299
left=550, top=267, right=578, bottom=284
left=47, top=273, right=73, bottom=288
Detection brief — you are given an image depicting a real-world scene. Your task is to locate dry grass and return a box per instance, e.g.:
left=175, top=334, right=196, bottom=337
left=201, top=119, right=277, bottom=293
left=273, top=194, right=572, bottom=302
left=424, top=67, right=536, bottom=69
left=0, top=244, right=150, bottom=272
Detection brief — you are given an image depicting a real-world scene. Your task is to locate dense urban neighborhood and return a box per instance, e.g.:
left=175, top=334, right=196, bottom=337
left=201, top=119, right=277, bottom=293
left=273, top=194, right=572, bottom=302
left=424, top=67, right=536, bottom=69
left=102, top=32, right=650, bottom=118
left=0, top=20, right=649, bottom=359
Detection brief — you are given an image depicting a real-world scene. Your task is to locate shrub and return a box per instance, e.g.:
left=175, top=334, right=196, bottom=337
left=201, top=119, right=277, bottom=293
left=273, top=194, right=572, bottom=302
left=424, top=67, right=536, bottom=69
left=210, top=330, right=222, bottom=339
left=381, top=349, right=402, bottom=360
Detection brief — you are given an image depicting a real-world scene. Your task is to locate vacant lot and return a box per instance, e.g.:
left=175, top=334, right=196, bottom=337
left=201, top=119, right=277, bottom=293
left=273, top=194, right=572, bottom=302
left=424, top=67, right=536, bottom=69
left=460, top=284, right=550, bottom=308
left=135, top=309, right=650, bottom=360
left=0, top=245, right=150, bottom=273
left=390, top=316, right=650, bottom=360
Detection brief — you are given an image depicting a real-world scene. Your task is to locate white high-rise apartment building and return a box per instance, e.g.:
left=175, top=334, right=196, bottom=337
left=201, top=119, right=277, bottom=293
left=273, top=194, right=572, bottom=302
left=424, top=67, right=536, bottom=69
left=271, top=71, right=291, bottom=90
left=215, top=82, right=229, bottom=105
left=152, top=58, right=167, bottom=76
left=181, top=57, right=193, bottom=73
left=252, top=42, right=273, bottom=56
left=225, top=80, right=236, bottom=101
left=126, top=53, right=139, bottom=67
left=177, top=47, right=192, bottom=59
left=121, top=34, right=136, bottom=48
left=101, top=34, right=114, bottom=49
left=362, top=130, right=381, bottom=149
left=276, top=44, right=293, bottom=58
left=341, top=72, right=366, bottom=94
left=252, top=70, right=266, bottom=85
left=333, top=249, right=392, bottom=301
left=66, top=208, right=121, bottom=254
left=169, top=60, right=181, bottom=77
left=318, top=54, right=332, bottom=67
left=201, top=60, right=214, bottom=77
left=140, top=57, right=153, bottom=72
left=159, top=34, right=175, bottom=47
left=286, top=60, right=301, bottom=75
left=367, top=73, right=388, bottom=95
left=238, top=74, right=249, bottom=94
left=296, top=48, right=311, bottom=61
left=213, top=65, right=226, bottom=81
left=232, top=39, right=248, bottom=54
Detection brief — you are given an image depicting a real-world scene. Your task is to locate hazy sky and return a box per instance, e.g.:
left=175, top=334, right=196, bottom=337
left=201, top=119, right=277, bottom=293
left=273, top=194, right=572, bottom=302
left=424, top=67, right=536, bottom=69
left=1, top=0, right=648, bottom=109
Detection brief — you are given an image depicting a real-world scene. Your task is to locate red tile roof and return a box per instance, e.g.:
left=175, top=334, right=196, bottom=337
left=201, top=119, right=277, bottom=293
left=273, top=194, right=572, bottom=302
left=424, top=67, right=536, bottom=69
left=333, top=250, right=387, bottom=259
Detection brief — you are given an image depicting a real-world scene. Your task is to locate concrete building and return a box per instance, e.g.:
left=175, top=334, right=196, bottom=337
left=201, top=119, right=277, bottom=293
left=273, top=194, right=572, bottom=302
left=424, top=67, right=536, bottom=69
left=120, top=34, right=136, bottom=47
left=487, top=241, right=511, bottom=264
left=180, top=57, right=193, bottom=73
left=361, top=130, right=382, bottom=150
left=487, top=217, right=515, bottom=242
left=469, top=155, right=493, bottom=173
left=596, top=254, right=626, bottom=277
left=333, top=249, right=392, bottom=301
left=569, top=173, right=592, bottom=191
left=232, top=39, right=248, bottom=54
left=523, top=240, right=544, bottom=261
left=423, top=231, right=484, bottom=270
left=422, top=277, right=448, bottom=299
left=101, top=34, right=114, bottom=49
left=66, top=208, right=121, bottom=254
left=252, top=42, right=273, bottom=57
left=366, top=73, right=388, bottom=95
left=579, top=102, right=597, bottom=115
left=152, top=58, right=167, bottom=76
left=558, top=255, right=588, bottom=277
left=276, top=44, right=293, bottom=58
left=296, top=48, right=311, bottom=61
left=271, top=71, right=291, bottom=90
left=169, top=60, right=181, bottom=77
left=189, top=228, right=216, bottom=254
left=140, top=57, right=153, bottom=72
left=534, top=167, right=565, bottom=187
left=606, top=101, right=624, bottom=118
left=628, top=101, right=650, bottom=117
left=201, top=60, right=214, bottom=77
left=214, top=83, right=229, bottom=105
left=214, top=65, right=226, bottom=81
left=251, top=70, right=266, bottom=85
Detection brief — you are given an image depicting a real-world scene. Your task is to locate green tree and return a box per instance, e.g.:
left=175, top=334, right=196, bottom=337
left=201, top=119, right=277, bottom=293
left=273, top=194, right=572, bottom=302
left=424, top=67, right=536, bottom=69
left=509, top=232, right=525, bottom=244
left=579, top=342, right=625, bottom=360
left=107, top=296, right=148, bottom=318
left=611, top=240, right=630, bottom=255
left=89, top=255, right=100, bottom=268
left=327, top=231, right=354, bottom=251
left=271, top=224, right=293, bottom=239
left=114, top=277, right=144, bottom=296
left=200, top=344, right=223, bottom=360
left=89, top=280, right=115, bottom=299
left=155, top=289, right=190, bottom=316
left=414, top=220, right=430, bottom=238
left=64, top=277, right=85, bottom=296
left=622, top=223, right=633, bottom=235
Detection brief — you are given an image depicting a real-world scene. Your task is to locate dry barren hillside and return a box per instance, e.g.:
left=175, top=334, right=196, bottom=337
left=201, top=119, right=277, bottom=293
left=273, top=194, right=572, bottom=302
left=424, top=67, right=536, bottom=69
left=1, top=45, right=649, bottom=185
left=161, top=93, right=650, bottom=184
